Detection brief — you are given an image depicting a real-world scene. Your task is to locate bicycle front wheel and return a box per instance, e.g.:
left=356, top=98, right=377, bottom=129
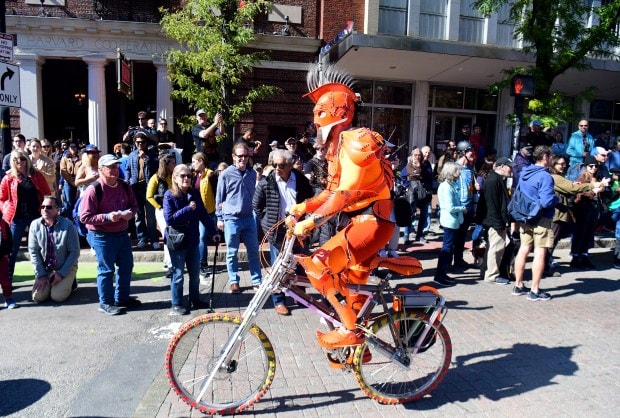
left=165, top=313, right=276, bottom=415
left=352, top=311, right=451, bottom=404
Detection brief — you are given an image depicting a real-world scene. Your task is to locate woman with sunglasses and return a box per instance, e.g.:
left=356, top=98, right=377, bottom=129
left=163, top=164, right=219, bottom=315
left=0, top=150, right=51, bottom=284
left=570, top=155, right=610, bottom=269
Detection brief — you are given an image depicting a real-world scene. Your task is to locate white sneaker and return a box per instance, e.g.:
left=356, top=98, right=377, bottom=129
left=387, top=250, right=400, bottom=258
left=89, top=248, right=96, bottom=256
left=152, top=242, right=161, bottom=250
left=378, top=249, right=388, bottom=258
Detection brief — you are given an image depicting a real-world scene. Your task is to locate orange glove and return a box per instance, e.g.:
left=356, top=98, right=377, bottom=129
left=289, top=202, right=307, bottom=219
left=293, top=218, right=315, bottom=236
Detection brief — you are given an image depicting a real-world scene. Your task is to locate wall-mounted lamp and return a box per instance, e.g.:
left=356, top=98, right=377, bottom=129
left=74, top=92, right=86, bottom=106
left=282, top=15, right=290, bottom=36
left=38, top=0, right=48, bottom=17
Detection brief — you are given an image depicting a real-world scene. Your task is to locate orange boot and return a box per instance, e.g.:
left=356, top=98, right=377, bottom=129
left=316, top=288, right=364, bottom=349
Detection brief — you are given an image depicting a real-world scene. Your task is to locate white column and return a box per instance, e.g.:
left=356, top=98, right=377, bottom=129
left=154, top=61, right=173, bottom=126
left=408, top=0, right=421, bottom=37
left=83, top=55, right=108, bottom=154
left=413, top=81, right=429, bottom=150
left=446, top=0, right=461, bottom=41
left=497, top=88, right=515, bottom=157
left=15, top=54, right=45, bottom=139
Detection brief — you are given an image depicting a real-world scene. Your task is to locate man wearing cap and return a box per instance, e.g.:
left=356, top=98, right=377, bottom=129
left=478, top=157, right=513, bottom=285
left=284, top=137, right=306, bottom=164
left=267, top=140, right=279, bottom=165
left=80, top=154, right=139, bottom=315
left=512, top=142, right=533, bottom=190
left=192, top=110, right=223, bottom=162
left=567, top=119, right=598, bottom=167
left=126, top=133, right=160, bottom=249
left=526, top=120, right=552, bottom=148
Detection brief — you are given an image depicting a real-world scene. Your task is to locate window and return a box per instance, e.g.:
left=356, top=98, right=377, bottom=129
left=378, top=0, right=408, bottom=35
left=420, top=0, right=447, bottom=39
left=459, top=1, right=484, bottom=43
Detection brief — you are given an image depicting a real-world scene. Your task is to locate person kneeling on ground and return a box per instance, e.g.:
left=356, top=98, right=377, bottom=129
left=28, top=196, right=80, bottom=303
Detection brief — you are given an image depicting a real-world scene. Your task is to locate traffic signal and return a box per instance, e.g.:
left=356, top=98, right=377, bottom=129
left=510, top=74, right=535, bottom=97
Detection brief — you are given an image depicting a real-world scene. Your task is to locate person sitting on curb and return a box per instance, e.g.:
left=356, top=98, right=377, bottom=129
left=29, top=196, right=80, bottom=303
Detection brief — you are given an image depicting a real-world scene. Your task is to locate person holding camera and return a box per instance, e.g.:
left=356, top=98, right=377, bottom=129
left=123, top=111, right=159, bottom=148
left=29, top=196, right=80, bottom=303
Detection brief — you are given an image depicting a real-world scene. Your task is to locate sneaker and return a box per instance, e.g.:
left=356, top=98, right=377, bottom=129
left=5, top=298, right=18, bottom=309
left=89, top=248, right=96, bottom=256
left=199, top=266, right=209, bottom=279
left=378, top=249, right=387, bottom=258
left=387, top=250, right=400, bottom=258
left=170, top=305, right=188, bottom=316
left=511, top=285, right=530, bottom=296
left=494, top=277, right=510, bottom=285
left=99, top=304, right=122, bottom=315
left=614, top=262, right=620, bottom=270
left=570, top=257, right=584, bottom=269
left=416, top=237, right=428, bottom=244
left=136, top=240, right=147, bottom=249
left=453, top=260, right=474, bottom=270
left=230, top=283, right=241, bottom=293
left=165, top=268, right=173, bottom=279
left=115, top=296, right=142, bottom=309
left=152, top=242, right=161, bottom=250
left=528, top=290, right=551, bottom=301
left=433, top=276, right=455, bottom=287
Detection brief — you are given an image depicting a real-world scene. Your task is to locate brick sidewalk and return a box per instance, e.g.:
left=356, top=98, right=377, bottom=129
left=135, top=245, right=620, bottom=417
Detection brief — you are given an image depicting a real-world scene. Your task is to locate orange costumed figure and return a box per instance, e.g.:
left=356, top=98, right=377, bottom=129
left=288, top=65, right=397, bottom=349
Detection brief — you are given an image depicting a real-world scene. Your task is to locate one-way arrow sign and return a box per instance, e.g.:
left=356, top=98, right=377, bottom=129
left=0, top=63, right=20, bottom=108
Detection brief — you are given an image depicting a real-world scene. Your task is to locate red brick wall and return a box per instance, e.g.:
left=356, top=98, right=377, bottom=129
left=321, top=1, right=364, bottom=41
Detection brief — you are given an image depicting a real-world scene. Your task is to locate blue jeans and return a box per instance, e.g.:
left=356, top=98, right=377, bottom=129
left=88, top=230, right=134, bottom=306
left=169, top=244, right=201, bottom=307
left=435, top=226, right=457, bottom=279
left=62, top=182, right=78, bottom=218
left=9, top=216, right=37, bottom=279
left=223, top=217, right=262, bottom=285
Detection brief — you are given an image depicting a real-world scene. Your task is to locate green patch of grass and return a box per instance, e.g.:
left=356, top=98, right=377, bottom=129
left=13, top=261, right=167, bottom=284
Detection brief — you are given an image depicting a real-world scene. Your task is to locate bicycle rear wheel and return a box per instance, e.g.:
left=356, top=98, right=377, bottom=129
left=352, top=311, right=451, bottom=404
left=165, top=313, right=276, bottom=415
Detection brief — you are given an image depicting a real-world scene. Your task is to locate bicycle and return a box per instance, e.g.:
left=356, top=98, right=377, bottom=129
left=165, top=232, right=452, bottom=415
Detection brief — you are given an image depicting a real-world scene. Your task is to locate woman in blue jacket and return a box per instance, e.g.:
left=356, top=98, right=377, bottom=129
left=433, top=162, right=466, bottom=286
left=163, top=164, right=219, bottom=315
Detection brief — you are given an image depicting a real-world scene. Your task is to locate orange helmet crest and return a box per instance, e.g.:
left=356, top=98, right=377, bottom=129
left=304, top=65, right=359, bottom=129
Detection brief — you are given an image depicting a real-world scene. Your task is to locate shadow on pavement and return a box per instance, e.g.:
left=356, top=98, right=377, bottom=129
left=0, top=379, right=51, bottom=416
left=405, top=342, right=578, bottom=410
left=549, top=277, right=620, bottom=299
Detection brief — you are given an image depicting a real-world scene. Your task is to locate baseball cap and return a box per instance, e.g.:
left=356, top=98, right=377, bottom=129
left=196, top=109, right=207, bottom=117
left=84, top=144, right=101, bottom=153
left=595, top=146, right=609, bottom=155
left=519, top=142, right=533, bottom=150
left=134, top=131, right=148, bottom=139
left=98, top=154, right=119, bottom=167
left=269, top=140, right=279, bottom=147
left=285, top=137, right=296, bottom=145
left=529, top=120, right=542, bottom=127
left=495, top=157, right=513, bottom=167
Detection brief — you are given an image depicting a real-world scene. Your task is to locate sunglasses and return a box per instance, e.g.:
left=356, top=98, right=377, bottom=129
left=177, top=173, right=191, bottom=179
left=40, top=205, right=57, bottom=210
left=135, top=141, right=146, bottom=145
left=272, top=163, right=288, bottom=169
left=579, top=125, right=588, bottom=127
left=587, top=164, right=598, bottom=168
left=235, top=154, right=249, bottom=159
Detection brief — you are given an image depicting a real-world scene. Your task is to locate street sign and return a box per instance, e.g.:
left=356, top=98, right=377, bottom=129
left=0, top=63, right=20, bottom=108
left=0, top=34, right=14, bottom=62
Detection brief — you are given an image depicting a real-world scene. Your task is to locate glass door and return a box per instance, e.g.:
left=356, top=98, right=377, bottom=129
left=430, top=113, right=474, bottom=155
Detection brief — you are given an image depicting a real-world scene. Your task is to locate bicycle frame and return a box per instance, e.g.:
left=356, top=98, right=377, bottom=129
left=195, top=234, right=448, bottom=402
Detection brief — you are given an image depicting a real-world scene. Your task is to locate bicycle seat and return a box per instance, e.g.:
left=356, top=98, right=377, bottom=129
left=369, top=255, right=423, bottom=276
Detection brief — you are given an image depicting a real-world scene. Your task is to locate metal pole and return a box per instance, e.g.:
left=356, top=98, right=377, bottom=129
left=0, top=0, right=12, bottom=160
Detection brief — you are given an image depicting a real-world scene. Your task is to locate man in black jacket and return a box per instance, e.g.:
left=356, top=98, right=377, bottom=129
left=253, top=149, right=314, bottom=315
left=478, top=157, right=513, bottom=285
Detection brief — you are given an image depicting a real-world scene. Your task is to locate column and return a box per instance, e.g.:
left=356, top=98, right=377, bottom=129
left=446, top=0, right=461, bottom=41
left=83, top=55, right=108, bottom=154
left=15, top=54, right=45, bottom=139
left=154, top=61, right=173, bottom=126
left=412, top=80, right=429, bottom=150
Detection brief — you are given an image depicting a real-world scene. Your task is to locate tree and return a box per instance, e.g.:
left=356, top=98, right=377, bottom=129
left=474, top=0, right=620, bottom=125
left=160, top=0, right=280, bottom=134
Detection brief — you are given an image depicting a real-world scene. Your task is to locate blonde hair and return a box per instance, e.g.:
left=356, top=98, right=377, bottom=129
left=10, top=150, right=33, bottom=177
left=170, top=164, right=192, bottom=198
left=438, top=162, right=461, bottom=183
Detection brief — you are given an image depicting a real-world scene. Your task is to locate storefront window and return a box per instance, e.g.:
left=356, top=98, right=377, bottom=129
left=430, top=85, right=497, bottom=110
left=373, top=81, right=412, bottom=105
